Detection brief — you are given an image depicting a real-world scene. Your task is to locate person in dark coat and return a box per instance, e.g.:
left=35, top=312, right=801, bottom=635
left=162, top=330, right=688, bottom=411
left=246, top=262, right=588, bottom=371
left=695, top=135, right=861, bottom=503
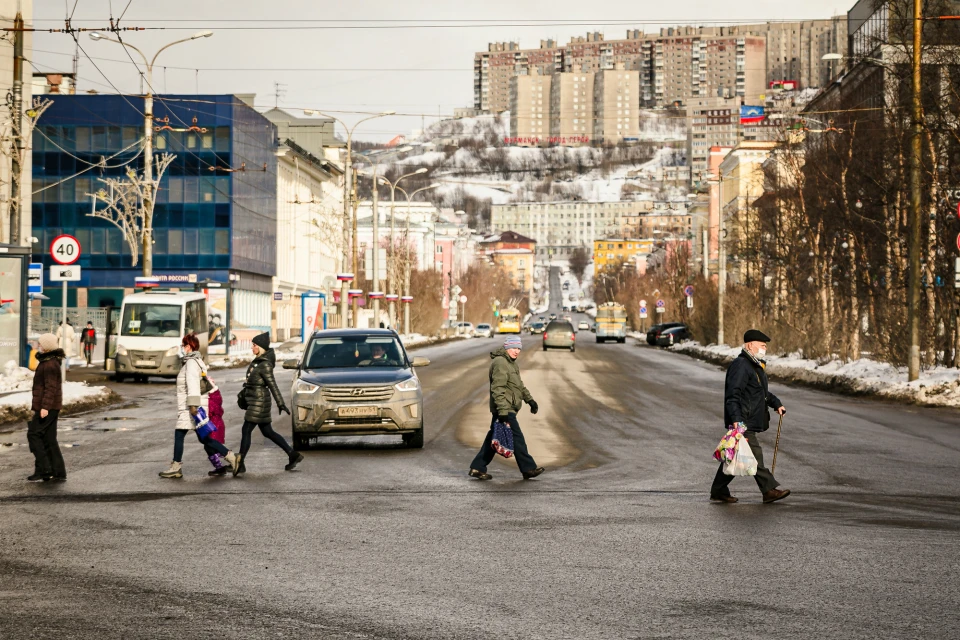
left=234, top=332, right=303, bottom=475
left=28, top=333, right=66, bottom=482
left=80, top=321, right=97, bottom=366
left=468, top=335, right=544, bottom=481
left=711, top=329, right=790, bottom=504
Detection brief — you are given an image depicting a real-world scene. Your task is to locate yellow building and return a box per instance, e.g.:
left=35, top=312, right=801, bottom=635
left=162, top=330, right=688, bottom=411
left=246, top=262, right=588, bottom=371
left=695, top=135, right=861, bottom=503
left=593, top=238, right=655, bottom=270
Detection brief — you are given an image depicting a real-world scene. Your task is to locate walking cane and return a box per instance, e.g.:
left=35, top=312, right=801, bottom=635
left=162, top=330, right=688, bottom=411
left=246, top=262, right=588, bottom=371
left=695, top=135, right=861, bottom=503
left=771, top=414, right=784, bottom=474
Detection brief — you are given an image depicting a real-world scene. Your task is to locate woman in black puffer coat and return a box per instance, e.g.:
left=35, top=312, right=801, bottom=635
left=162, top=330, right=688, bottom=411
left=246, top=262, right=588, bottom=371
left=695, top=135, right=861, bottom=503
left=234, top=332, right=303, bottom=475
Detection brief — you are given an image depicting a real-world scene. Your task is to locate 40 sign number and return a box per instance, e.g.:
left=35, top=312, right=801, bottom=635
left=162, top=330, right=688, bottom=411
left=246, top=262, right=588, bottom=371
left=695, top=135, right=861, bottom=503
left=50, top=234, right=81, bottom=265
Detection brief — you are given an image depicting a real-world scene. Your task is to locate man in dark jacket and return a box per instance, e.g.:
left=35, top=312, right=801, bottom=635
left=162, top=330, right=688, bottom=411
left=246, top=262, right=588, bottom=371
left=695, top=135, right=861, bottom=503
left=80, top=321, right=96, bottom=366
left=468, top=336, right=545, bottom=480
left=28, top=333, right=66, bottom=481
left=711, top=329, right=790, bottom=504
left=234, top=332, right=303, bottom=475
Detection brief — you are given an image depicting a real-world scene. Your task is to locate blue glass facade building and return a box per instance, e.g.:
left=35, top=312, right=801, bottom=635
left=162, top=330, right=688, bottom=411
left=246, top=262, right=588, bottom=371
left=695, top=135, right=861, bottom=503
left=31, top=95, right=277, bottom=325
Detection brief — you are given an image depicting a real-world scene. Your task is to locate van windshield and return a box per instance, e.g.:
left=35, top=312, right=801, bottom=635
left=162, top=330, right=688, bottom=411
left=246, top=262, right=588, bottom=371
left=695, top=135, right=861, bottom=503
left=121, top=304, right=182, bottom=337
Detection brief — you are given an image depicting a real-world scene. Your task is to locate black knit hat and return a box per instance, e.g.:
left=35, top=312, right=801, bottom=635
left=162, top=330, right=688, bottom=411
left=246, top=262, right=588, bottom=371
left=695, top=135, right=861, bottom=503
left=743, top=329, right=771, bottom=343
left=252, top=332, right=271, bottom=350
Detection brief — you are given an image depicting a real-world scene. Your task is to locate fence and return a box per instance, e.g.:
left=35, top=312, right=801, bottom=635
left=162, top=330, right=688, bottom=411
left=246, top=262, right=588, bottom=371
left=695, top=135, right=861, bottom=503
left=28, top=307, right=111, bottom=363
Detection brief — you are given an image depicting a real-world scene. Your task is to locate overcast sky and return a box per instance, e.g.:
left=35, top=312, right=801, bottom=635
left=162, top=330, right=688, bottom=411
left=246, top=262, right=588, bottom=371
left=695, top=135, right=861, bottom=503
left=32, top=0, right=850, bottom=141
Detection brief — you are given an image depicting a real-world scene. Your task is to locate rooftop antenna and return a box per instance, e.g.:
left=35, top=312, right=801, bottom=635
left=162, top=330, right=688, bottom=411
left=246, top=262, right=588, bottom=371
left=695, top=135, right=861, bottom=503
left=273, top=81, right=287, bottom=108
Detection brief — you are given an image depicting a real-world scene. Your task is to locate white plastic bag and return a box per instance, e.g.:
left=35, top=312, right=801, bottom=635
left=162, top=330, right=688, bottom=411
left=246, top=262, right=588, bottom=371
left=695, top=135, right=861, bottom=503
left=723, top=434, right=758, bottom=476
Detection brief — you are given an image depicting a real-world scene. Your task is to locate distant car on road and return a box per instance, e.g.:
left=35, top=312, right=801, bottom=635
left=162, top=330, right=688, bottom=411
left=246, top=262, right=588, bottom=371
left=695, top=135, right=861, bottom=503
left=455, top=322, right=474, bottom=336
left=284, top=329, right=429, bottom=450
left=543, top=320, right=576, bottom=352
left=529, top=321, right=545, bottom=334
left=475, top=323, right=493, bottom=338
left=549, top=313, right=558, bottom=321
left=655, top=325, right=692, bottom=347
left=646, top=322, right=685, bottom=345
left=578, top=321, right=591, bottom=331
left=590, top=322, right=598, bottom=333
left=562, top=315, right=573, bottom=324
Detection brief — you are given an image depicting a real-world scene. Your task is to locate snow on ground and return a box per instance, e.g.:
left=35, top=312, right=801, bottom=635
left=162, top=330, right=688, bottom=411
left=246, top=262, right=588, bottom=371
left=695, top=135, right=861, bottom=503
left=209, top=344, right=303, bottom=370
left=672, top=341, right=960, bottom=407
left=0, top=360, right=112, bottom=423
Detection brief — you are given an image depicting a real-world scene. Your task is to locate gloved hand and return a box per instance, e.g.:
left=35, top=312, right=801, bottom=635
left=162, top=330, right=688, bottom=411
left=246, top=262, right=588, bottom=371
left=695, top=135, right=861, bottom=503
left=189, top=406, right=198, bottom=416
left=279, top=405, right=291, bottom=416
left=527, top=399, right=539, bottom=414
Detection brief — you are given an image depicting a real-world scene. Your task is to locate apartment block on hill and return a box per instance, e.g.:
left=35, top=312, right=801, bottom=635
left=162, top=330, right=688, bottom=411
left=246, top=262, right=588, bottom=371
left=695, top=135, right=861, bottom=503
left=593, top=63, right=640, bottom=144
left=509, top=69, right=551, bottom=144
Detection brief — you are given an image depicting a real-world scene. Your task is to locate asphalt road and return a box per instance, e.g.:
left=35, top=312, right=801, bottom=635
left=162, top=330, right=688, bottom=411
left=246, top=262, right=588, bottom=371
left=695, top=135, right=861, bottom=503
left=0, top=269, right=958, bottom=639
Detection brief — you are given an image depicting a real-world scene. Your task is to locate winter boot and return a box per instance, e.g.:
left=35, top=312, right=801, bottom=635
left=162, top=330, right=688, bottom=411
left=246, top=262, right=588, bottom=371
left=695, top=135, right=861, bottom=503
left=159, top=461, right=183, bottom=479
left=27, top=471, right=53, bottom=482
left=285, top=452, right=304, bottom=471
left=208, top=454, right=229, bottom=476
left=225, top=451, right=241, bottom=476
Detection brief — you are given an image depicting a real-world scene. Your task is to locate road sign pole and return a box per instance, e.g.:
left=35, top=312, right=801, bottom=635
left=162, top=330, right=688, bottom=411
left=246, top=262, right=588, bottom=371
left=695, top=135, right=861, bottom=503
left=61, top=280, right=67, bottom=382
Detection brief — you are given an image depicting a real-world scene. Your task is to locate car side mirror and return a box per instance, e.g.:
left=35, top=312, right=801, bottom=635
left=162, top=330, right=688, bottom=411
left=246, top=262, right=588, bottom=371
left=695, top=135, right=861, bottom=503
left=282, top=359, right=300, bottom=370
left=411, top=356, right=430, bottom=368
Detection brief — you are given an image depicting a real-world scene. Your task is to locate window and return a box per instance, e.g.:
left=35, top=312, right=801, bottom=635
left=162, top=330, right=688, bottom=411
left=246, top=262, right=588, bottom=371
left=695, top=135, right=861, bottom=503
left=184, top=300, right=207, bottom=336
left=168, top=229, right=183, bottom=254
left=215, top=229, right=229, bottom=254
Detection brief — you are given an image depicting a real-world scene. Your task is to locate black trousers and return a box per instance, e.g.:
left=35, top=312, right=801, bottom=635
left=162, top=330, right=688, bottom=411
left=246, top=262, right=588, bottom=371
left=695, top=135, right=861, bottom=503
left=711, top=430, right=779, bottom=496
left=470, top=413, right=537, bottom=475
left=27, top=410, right=65, bottom=478
left=239, top=420, right=293, bottom=459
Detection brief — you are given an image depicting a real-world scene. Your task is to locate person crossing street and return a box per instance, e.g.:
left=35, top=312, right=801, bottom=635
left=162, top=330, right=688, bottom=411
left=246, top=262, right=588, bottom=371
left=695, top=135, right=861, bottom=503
left=234, top=332, right=303, bottom=475
left=468, top=335, right=544, bottom=481
left=27, top=334, right=67, bottom=482
left=710, top=329, right=791, bottom=504
left=80, top=321, right=97, bottom=367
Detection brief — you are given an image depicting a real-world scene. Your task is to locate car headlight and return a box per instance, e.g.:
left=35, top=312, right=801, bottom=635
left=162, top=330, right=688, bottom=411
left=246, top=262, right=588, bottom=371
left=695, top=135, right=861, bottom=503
left=395, top=377, right=420, bottom=392
left=116, top=345, right=128, bottom=356
left=295, top=379, right=319, bottom=394
left=165, top=346, right=181, bottom=357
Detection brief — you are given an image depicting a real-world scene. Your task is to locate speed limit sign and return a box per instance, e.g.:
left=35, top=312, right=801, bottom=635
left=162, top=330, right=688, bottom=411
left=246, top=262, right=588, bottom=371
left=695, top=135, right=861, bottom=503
left=50, top=234, right=81, bottom=265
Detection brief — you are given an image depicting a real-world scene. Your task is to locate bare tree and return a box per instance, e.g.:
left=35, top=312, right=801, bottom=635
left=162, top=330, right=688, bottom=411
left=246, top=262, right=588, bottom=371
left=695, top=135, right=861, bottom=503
left=568, top=246, right=590, bottom=283
left=86, top=154, right=175, bottom=269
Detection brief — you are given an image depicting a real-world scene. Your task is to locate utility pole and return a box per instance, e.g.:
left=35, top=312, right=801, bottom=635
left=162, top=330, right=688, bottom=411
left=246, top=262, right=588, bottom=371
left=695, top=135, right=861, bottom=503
left=9, top=11, right=24, bottom=245
left=372, top=166, right=381, bottom=324
left=351, top=168, right=360, bottom=328
left=907, top=0, right=923, bottom=381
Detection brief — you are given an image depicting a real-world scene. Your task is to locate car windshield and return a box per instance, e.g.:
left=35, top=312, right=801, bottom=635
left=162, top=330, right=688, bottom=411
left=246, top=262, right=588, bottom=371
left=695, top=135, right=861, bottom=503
left=477, top=324, right=490, bottom=330
left=303, top=336, right=408, bottom=369
left=121, top=303, right=182, bottom=337
left=546, top=322, right=574, bottom=332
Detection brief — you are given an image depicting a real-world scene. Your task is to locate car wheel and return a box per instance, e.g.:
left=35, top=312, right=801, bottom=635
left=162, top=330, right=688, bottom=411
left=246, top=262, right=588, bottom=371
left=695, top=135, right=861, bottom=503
left=293, top=434, right=311, bottom=451
left=542, top=345, right=548, bottom=351
left=570, top=345, right=575, bottom=353
left=596, top=337, right=602, bottom=343
left=403, top=422, right=425, bottom=449
left=114, top=373, right=126, bottom=383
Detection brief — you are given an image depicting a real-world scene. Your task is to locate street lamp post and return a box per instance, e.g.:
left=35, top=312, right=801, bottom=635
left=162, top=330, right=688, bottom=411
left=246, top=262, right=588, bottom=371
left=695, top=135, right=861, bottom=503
left=89, top=30, right=213, bottom=277
left=302, top=109, right=395, bottom=300
left=396, top=183, right=441, bottom=335
left=378, top=168, right=428, bottom=328
left=706, top=172, right=725, bottom=345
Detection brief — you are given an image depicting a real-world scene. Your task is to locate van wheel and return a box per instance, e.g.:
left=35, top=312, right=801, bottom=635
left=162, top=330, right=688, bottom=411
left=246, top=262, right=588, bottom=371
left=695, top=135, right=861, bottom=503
left=114, top=373, right=126, bottom=383
left=403, top=422, right=424, bottom=449
left=293, top=434, right=311, bottom=451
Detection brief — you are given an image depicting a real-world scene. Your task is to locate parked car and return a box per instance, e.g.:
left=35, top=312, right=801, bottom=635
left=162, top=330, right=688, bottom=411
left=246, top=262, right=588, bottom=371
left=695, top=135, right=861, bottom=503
left=283, top=329, right=430, bottom=450
left=578, top=321, right=591, bottom=331
left=543, top=320, right=576, bottom=352
left=549, top=313, right=558, bottom=321
left=475, top=323, right=493, bottom=338
left=529, top=321, right=545, bottom=335
left=646, top=322, right=686, bottom=345
left=655, top=325, right=692, bottom=347
left=455, top=322, right=474, bottom=336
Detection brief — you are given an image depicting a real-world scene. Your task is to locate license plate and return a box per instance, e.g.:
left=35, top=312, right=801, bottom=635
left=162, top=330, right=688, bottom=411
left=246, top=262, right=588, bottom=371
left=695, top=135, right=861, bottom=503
left=136, top=360, right=154, bottom=367
left=338, top=406, right=378, bottom=417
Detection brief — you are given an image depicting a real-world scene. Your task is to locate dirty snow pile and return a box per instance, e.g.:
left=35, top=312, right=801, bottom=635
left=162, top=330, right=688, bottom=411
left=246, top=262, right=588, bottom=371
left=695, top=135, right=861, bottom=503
left=672, top=342, right=960, bottom=407
left=0, top=360, right=110, bottom=416
left=208, top=345, right=304, bottom=370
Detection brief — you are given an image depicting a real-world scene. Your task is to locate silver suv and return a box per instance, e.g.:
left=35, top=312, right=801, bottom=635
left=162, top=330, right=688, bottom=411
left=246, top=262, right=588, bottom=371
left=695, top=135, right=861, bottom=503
left=283, top=329, right=430, bottom=449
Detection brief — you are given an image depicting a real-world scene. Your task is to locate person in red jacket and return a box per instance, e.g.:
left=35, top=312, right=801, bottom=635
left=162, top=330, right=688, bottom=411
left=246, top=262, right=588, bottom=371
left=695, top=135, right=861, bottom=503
left=80, top=321, right=97, bottom=367
left=28, top=333, right=66, bottom=482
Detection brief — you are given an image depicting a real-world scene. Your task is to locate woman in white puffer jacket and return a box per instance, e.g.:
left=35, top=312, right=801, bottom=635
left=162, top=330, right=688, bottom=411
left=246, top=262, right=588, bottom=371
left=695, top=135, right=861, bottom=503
left=159, top=334, right=239, bottom=478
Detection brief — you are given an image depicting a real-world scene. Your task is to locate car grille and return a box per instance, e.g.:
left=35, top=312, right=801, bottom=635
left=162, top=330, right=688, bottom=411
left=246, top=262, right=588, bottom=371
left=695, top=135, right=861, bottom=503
left=326, top=417, right=393, bottom=427
left=322, top=385, right=394, bottom=402
left=129, top=350, right=162, bottom=366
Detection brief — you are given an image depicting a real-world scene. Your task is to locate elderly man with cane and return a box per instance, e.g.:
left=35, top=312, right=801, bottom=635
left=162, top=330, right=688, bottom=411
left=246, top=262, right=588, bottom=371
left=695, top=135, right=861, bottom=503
left=710, top=329, right=791, bottom=504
